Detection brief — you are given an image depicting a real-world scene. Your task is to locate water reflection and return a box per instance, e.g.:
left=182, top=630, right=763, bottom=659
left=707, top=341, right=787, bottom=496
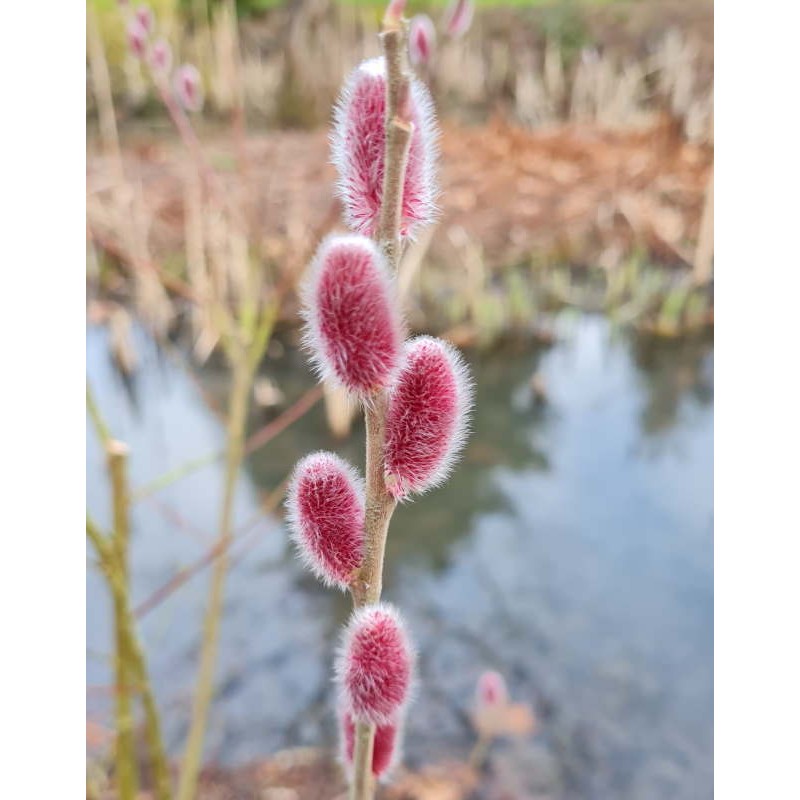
left=87, top=314, right=712, bottom=798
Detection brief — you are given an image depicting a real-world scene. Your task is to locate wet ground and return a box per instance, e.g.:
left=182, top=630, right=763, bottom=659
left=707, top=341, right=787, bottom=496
left=87, top=314, right=713, bottom=799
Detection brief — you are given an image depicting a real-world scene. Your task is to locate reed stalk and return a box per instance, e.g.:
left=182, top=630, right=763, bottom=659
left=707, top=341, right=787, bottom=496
left=87, top=384, right=172, bottom=800
left=108, top=441, right=139, bottom=800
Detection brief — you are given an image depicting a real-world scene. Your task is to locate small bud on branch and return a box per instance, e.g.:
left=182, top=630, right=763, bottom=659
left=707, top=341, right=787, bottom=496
left=382, top=0, right=407, bottom=29
left=384, top=337, right=473, bottom=498
left=301, top=234, right=403, bottom=396
left=336, top=604, right=415, bottom=726
left=286, top=452, right=365, bottom=590
left=135, top=4, right=155, bottom=35
left=127, top=20, right=148, bottom=59
left=148, top=39, right=172, bottom=76
left=341, top=707, right=400, bottom=779
left=476, top=670, right=508, bottom=708
left=408, top=15, right=436, bottom=68
left=331, top=57, right=438, bottom=240
left=173, top=64, right=204, bottom=112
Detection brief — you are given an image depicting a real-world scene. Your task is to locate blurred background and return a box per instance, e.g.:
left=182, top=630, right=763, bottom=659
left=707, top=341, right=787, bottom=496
left=86, top=0, right=713, bottom=797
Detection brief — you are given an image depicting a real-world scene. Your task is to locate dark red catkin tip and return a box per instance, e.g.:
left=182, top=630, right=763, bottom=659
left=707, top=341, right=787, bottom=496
left=336, top=604, right=415, bottom=726
left=340, top=707, right=400, bottom=779
left=384, top=336, right=473, bottom=499
left=285, top=452, right=365, bottom=590
left=331, top=57, right=438, bottom=239
left=302, top=234, right=403, bottom=396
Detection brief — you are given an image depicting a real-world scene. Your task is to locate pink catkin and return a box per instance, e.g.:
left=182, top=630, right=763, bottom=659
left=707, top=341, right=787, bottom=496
left=149, top=39, right=172, bottom=76
left=340, top=708, right=400, bottom=779
left=302, top=234, right=402, bottom=396
left=476, top=670, right=509, bottom=708
left=383, top=0, right=407, bottom=25
left=135, top=4, right=155, bottom=34
left=409, top=15, right=436, bottom=67
left=127, top=21, right=148, bottom=59
left=331, top=57, right=438, bottom=239
left=384, top=336, right=473, bottom=499
left=174, top=64, right=204, bottom=112
left=285, top=452, right=365, bottom=590
left=442, top=0, right=474, bottom=39
left=336, top=604, right=415, bottom=726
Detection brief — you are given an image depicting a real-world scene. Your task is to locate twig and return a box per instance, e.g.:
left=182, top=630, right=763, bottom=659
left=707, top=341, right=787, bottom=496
left=133, top=478, right=287, bottom=620
left=349, top=22, right=411, bottom=800
left=132, top=383, right=323, bottom=502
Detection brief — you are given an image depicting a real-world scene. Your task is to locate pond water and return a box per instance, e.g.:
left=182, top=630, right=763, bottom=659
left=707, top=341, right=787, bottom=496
left=87, top=314, right=713, bottom=799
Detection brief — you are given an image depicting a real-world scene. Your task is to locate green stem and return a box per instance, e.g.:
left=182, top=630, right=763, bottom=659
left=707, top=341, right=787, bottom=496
left=87, top=381, right=111, bottom=447
left=108, top=441, right=139, bottom=800
left=87, top=515, right=173, bottom=800
left=176, top=355, right=252, bottom=800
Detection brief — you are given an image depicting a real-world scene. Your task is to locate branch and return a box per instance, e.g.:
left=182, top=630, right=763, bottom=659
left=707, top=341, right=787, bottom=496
left=349, top=20, right=411, bottom=800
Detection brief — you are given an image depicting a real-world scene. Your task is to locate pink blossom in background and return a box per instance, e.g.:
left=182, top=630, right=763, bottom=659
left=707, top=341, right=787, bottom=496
left=336, top=604, right=415, bottom=725
left=442, top=0, right=474, bottom=39
left=301, top=234, right=402, bottom=395
left=384, top=336, right=473, bottom=498
left=408, top=15, right=436, bottom=68
left=285, top=452, right=365, bottom=590
left=341, top=707, right=400, bottom=778
left=127, top=20, right=148, bottom=59
left=148, top=39, right=172, bottom=76
left=331, top=57, right=438, bottom=239
left=476, top=670, right=509, bottom=708
left=173, top=64, right=204, bottom=112
left=135, top=4, right=155, bottom=34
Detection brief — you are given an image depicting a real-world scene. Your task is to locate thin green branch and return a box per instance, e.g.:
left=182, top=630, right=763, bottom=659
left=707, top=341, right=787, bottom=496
left=87, top=514, right=172, bottom=800
left=176, top=357, right=252, bottom=800
left=87, top=381, right=111, bottom=448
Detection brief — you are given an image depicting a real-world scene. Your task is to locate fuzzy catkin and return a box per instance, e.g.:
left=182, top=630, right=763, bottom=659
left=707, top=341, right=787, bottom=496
left=384, top=336, right=473, bottom=498
left=301, top=234, right=403, bottom=396
left=331, top=57, right=438, bottom=240
left=285, top=452, right=365, bottom=590
left=336, top=604, right=415, bottom=726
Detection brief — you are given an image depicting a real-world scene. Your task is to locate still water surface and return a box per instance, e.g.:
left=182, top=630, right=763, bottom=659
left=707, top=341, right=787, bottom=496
left=87, top=315, right=713, bottom=799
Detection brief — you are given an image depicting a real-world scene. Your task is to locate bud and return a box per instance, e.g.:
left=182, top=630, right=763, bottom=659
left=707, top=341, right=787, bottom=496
left=408, top=15, right=436, bottom=68
left=340, top=707, right=401, bottom=779
left=127, top=20, right=148, bottom=59
left=135, top=4, right=155, bottom=35
left=442, top=0, right=474, bottom=39
left=301, top=234, right=402, bottom=396
left=336, top=604, right=414, bottom=725
left=383, top=0, right=407, bottom=28
left=285, top=452, right=365, bottom=590
left=331, top=57, right=438, bottom=239
left=148, top=39, right=172, bottom=76
left=384, top=336, right=473, bottom=498
left=476, top=670, right=508, bottom=708
left=173, top=64, right=204, bottom=112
